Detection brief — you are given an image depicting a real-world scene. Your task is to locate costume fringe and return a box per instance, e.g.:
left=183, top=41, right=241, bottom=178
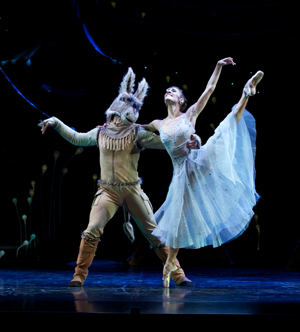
left=99, top=130, right=136, bottom=151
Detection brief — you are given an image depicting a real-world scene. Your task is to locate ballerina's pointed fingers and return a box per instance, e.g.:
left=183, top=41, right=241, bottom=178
left=219, top=58, right=231, bottom=66
left=227, top=57, right=236, bottom=65
left=221, top=57, right=236, bottom=66
left=226, top=57, right=236, bottom=65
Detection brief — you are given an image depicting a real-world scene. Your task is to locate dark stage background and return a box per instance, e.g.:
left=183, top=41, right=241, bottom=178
left=0, top=0, right=299, bottom=269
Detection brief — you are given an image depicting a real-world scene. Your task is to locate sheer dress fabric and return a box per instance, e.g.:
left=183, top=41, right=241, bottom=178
left=152, top=106, right=259, bottom=249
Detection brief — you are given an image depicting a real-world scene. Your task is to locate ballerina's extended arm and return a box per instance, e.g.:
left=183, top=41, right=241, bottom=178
left=186, top=57, right=236, bottom=126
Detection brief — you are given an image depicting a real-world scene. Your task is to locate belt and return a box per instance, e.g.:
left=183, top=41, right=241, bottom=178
left=98, top=178, right=141, bottom=187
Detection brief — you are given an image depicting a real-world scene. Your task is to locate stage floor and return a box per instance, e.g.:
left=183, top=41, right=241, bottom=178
left=1, top=260, right=300, bottom=325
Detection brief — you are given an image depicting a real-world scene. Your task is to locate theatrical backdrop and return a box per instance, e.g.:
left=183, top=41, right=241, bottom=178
left=0, top=0, right=299, bottom=269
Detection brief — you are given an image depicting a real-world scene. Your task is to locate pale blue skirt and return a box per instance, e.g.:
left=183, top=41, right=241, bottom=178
left=152, top=107, right=259, bottom=249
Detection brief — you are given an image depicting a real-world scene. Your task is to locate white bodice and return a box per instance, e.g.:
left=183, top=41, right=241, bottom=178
left=159, top=114, right=195, bottom=167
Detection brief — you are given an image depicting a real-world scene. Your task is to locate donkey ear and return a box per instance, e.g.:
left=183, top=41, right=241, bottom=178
left=119, top=67, right=136, bottom=94
left=134, top=78, right=149, bottom=102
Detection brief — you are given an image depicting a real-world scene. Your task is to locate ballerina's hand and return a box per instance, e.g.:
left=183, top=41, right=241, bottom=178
left=218, top=57, right=236, bottom=67
left=187, top=134, right=200, bottom=150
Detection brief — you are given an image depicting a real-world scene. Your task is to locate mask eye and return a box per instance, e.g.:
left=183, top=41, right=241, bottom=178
left=120, top=97, right=125, bottom=102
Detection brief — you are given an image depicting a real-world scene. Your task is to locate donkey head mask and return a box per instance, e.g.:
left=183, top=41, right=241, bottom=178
left=105, top=67, right=149, bottom=126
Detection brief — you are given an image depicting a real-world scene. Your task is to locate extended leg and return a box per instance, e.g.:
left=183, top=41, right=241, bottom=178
left=233, top=94, right=249, bottom=124
left=234, top=71, right=264, bottom=124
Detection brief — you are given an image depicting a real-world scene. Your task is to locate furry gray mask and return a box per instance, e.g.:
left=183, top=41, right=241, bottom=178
left=105, top=67, right=149, bottom=126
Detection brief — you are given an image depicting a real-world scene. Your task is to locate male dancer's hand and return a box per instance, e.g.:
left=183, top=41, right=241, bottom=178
left=187, top=134, right=201, bottom=150
left=38, top=118, right=55, bottom=134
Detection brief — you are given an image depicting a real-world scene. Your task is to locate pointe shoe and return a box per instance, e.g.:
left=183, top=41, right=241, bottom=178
left=243, top=71, right=264, bottom=97
left=163, top=262, right=178, bottom=288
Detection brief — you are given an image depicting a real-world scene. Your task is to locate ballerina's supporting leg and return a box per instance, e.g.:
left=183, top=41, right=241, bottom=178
left=163, top=247, right=180, bottom=288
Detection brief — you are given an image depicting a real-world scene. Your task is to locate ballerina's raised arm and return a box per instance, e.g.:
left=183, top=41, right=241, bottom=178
left=186, top=57, right=236, bottom=126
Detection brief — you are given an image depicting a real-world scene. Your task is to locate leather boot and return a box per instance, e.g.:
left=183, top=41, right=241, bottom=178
left=154, top=245, right=194, bottom=287
left=68, top=238, right=98, bottom=287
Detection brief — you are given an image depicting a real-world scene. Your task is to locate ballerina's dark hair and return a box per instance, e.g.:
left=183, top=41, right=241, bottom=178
left=168, top=86, right=188, bottom=112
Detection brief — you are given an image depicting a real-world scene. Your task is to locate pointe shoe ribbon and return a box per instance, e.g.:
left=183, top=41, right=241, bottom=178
left=243, top=71, right=264, bottom=97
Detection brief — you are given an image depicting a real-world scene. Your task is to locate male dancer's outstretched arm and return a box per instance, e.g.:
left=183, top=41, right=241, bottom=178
left=39, top=117, right=99, bottom=146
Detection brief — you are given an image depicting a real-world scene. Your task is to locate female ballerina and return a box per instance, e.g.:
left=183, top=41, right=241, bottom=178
left=142, top=57, right=263, bottom=287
